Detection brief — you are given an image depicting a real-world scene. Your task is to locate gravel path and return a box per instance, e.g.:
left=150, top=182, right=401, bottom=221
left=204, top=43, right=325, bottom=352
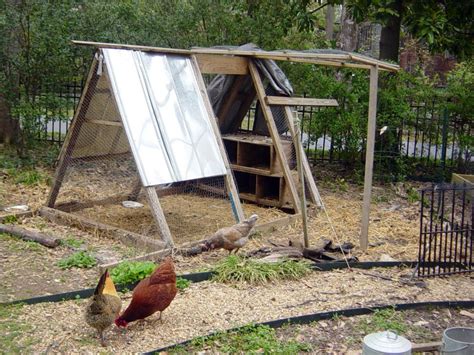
left=6, top=267, right=473, bottom=354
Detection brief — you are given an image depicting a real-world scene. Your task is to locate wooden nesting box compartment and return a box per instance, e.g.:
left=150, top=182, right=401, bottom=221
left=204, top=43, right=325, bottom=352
left=223, top=134, right=295, bottom=209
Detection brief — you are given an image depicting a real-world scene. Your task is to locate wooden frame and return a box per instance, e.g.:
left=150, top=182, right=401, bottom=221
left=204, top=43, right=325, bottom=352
left=248, top=61, right=301, bottom=214
left=65, top=40, right=400, bottom=250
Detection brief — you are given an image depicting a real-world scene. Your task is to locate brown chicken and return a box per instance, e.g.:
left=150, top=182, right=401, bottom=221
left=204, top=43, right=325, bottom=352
left=205, top=214, right=258, bottom=254
left=115, top=257, right=177, bottom=327
left=85, top=269, right=121, bottom=346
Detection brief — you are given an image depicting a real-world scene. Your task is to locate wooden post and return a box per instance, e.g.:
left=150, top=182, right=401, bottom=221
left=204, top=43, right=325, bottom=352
left=145, top=187, right=174, bottom=247
left=293, top=112, right=310, bottom=247
left=190, top=55, right=245, bottom=222
left=360, top=65, right=379, bottom=250
left=47, top=57, right=100, bottom=207
left=248, top=61, right=301, bottom=213
left=283, top=106, right=322, bottom=207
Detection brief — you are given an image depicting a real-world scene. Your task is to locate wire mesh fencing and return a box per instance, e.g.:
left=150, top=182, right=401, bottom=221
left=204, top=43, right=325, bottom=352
left=417, top=183, right=473, bottom=277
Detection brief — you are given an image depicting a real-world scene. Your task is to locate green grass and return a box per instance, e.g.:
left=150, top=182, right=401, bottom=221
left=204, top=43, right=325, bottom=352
left=110, top=261, right=156, bottom=285
left=212, top=255, right=311, bottom=284
left=60, top=237, right=84, bottom=249
left=0, top=304, right=38, bottom=353
left=1, top=233, right=43, bottom=252
left=10, top=169, right=47, bottom=186
left=356, top=307, right=408, bottom=334
left=171, top=324, right=312, bottom=354
left=57, top=251, right=96, bottom=269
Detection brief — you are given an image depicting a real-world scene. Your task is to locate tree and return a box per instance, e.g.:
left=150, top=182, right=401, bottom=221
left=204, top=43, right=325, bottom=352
left=343, top=0, right=474, bottom=61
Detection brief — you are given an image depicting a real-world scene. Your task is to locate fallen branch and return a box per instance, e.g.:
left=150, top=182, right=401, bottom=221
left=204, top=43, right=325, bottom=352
left=0, top=223, right=60, bottom=248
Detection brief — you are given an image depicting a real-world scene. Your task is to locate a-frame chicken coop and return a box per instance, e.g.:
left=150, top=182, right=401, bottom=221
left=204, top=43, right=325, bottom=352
left=43, top=41, right=398, bottom=252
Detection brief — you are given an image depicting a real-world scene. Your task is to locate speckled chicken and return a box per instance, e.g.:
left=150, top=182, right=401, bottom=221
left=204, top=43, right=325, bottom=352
left=85, top=269, right=121, bottom=346
left=205, top=214, right=258, bottom=254
left=115, top=257, right=177, bottom=328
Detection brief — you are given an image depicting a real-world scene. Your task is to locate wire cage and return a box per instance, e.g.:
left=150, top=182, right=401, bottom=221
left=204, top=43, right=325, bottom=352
left=417, top=183, right=473, bottom=277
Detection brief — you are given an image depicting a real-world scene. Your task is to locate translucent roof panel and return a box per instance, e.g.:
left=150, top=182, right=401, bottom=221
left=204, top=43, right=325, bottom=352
left=103, top=48, right=226, bottom=186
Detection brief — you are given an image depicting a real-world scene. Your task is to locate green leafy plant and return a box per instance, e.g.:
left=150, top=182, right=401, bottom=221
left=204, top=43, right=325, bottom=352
left=110, top=261, right=156, bottom=285
left=176, top=277, right=191, bottom=291
left=12, top=170, right=45, bottom=186
left=57, top=251, right=96, bottom=269
left=212, top=255, right=311, bottom=284
left=2, top=215, right=18, bottom=224
left=60, top=237, right=84, bottom=249
left=171, top=324, right=311, bottom=354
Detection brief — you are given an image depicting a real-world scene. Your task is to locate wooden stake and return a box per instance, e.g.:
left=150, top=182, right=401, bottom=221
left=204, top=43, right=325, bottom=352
left=360, top=65, right=379, bottom=250
left=145, top=187, right=174, bottom=247
left=293, top=112, right=310, bottom=248
left=248, top=61, right=301, bottom=213
left=283, top=106, right=322, bottom=207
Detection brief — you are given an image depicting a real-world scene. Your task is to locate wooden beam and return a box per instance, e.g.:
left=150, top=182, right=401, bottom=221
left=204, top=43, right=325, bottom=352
left=195, top=53, right=248, bottom=75
left=190, top=55, right=245, bottom=222
left=39, top=206, right=166, bottom=252
left=145, top=187, right=174, bottom=247
left=47, top=57, right=100, bottom=207
left=266, top=96, right=338, bottom=107
left=248, top=61, right=301, bottom=213
left=411, top=342, right=441, bottom=352
left=72, top=40, right=191, bottom=55
left=360, top=65, right=379, bottom=250
left=254, top=214, right=301, bottom=233
left=283, top=106, right=322, bottom=207
left=85, top=119, right=122, bottom=127
left=72, top=40, right=399, bottom=72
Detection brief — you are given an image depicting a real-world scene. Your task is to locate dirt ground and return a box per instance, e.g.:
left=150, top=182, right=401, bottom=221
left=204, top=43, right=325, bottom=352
left=0, top=161, right=432, bottom=303
left=1, top=267, right=472, bottom=353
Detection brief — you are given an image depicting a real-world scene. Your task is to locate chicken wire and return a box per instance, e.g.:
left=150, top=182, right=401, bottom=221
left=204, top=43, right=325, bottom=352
left=51, top=59, right=239, bottom=245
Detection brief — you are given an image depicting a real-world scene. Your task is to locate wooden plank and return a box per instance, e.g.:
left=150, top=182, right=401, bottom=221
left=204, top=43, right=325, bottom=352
left=191, top=47, right=399, bottom=71
left=85, top=119, right=122, bottom=127
left=223, top=134, right=274, bottom=146
left=411, top=341, right=441, bottom=352
left=145, top=187, right=174, bottom=247
left=47, top=57, right=100, bottom=207
left=360, top=65, right=379, bottom=250
left=254, top=214, right=301, bottom=233
left=248, top=61, right=301, bottom=213
left=72, top=40, right=399, bottom=72
left=230, top=164, right=282, bottom=178
left=283, top=106, right=322, bottom=206
left=72, top=40, right=191, bottom=55
left=195, top=53, right=248, bottom=75
left=190, top=55, right=245, bottom=222
left=39, top=206, right=166, bottom=252
left=266, top=96, right=338, bottom=107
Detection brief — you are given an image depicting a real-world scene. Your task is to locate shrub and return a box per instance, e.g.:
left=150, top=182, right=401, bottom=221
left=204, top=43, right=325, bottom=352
left=110, top=261, right=156, bottom=285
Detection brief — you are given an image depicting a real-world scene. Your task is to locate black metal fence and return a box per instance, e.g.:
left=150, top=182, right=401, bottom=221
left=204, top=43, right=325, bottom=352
left=38, top=86, right=472, bottom=180
left=417, top=183, right=473, bottom=277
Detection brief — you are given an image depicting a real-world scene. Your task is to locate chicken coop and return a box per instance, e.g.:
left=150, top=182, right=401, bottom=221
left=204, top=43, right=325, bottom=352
left=42, top=41, right=399, bottom=253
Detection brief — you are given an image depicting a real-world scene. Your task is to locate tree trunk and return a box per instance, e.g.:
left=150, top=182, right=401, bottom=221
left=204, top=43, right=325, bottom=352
left=325, top=5, right=335, bottom=41
left=339, top=5, right=358, bottom=52
left=0, top=94, right=19, bottom=145
left=379, top=0, right=403, bottom=61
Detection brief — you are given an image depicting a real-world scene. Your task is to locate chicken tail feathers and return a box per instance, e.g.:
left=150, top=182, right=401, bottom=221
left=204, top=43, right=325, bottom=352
left=94, top=269, right=108, bottom=296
